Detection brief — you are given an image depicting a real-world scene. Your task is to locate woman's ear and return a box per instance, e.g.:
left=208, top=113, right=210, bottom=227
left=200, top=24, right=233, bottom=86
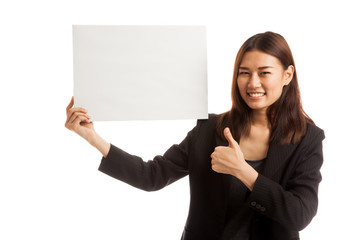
left=284, top=65, right=294, bottom=86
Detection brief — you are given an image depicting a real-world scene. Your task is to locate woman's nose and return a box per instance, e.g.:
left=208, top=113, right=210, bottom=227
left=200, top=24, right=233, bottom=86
left=248, top=73, right=261, bottom=88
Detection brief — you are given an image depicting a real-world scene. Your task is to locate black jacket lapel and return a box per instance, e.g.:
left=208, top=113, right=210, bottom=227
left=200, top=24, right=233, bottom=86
left=262, top=139, right=298, bottom=180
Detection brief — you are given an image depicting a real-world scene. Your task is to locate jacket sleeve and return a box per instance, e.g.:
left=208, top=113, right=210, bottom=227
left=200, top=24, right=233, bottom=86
left=246, top=129, right=325, bottom=231
left=98, top=122, right=200, bottom=192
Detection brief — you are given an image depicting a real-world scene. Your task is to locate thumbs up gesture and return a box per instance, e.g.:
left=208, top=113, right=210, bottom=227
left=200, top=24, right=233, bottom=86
left=211, top=128, right=245, bottom=176
left=211, top=128, right=259, bottom=190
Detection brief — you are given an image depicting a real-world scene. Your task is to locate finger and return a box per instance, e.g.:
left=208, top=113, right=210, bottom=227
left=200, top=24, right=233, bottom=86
left=67, top=114, right=90, bottom=130
left=224, top=127, right=238, bottom=148
left=69, top=112, right=90, bottom=125
left=211, top=161, right=219, bottom=173
left=75, top=115, right=91, bottom=125
left=211, top=159, right=216, bottom=169
left=67, top=107, right=88, bottom=120
left=66, top=111, right=89, bottom=127
left=210, top=151, right=216, bottom=160
left=68, top=107, right=88, bottom=115
left=66, top=108, right=89, bottom=125
left=66, top=96, right=74, bottom=112
left=70, top=116, right=87, bottom=130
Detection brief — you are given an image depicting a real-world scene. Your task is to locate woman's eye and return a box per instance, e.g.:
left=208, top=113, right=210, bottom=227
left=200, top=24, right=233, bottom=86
left=260, top=72, right=271, bottom=75
left=239, top=72, right=249, bottom=75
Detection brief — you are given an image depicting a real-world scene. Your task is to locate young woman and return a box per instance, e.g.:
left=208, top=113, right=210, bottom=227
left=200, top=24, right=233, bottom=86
left=65, top=31, right=325, bottom=240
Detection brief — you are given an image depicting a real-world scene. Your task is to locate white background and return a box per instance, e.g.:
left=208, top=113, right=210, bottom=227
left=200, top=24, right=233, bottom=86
left=0, top=0, right=359, bottom=239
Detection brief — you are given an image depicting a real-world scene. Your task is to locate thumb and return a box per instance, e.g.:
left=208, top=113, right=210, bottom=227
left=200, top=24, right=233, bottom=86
left=224, top=127, right=238, bottom=148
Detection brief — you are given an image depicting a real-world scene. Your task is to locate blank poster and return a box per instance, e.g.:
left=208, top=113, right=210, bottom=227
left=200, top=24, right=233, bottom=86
left=72, top=25, right=208, bottom=121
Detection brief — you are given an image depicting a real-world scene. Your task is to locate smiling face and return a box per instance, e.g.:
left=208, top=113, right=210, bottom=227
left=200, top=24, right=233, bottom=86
left=237, top=50, right=294, bottom=113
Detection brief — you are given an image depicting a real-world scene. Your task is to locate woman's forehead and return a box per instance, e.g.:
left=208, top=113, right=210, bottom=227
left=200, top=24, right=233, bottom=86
left=240, top=50, right=282, bottom=68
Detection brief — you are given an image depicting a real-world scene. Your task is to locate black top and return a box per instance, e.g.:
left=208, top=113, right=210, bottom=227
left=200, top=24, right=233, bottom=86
left=221, top=159, right=265, bottom=240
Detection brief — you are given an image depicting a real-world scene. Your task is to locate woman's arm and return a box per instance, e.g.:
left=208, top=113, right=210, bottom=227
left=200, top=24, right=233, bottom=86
left=246, top=130, right=325, bottom=231
left=98, top=119, right=204, bottom=191
left=98, top=121, right=202, bottom=191
left=88, top=132, right=111, bottom=158
left=98, top=142, right=190, bottom=191
left=65, top=96, right=201, bottom=191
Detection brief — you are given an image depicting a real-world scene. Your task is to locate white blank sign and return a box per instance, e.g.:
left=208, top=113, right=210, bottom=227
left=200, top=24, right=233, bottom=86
left=72, top=25, right=208, bottom=121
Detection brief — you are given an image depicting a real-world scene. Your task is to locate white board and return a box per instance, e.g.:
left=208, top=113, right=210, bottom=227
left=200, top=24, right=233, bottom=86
left=72, top=25, right=208, bottom=121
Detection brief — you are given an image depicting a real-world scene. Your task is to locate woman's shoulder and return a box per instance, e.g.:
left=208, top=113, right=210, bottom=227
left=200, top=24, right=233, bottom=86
left=190, top=114, right=221, bottom=137
left=305, top=123, right=325, bottom=139
left=300, top=123, right=325, bottom=146
left=198, top=113, right=220, bottom=122
left=196, top=113, right=221, bottom=127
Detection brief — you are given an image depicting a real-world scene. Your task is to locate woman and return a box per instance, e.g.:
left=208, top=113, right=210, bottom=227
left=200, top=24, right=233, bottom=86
left=65, top=31, right=325, bottom=239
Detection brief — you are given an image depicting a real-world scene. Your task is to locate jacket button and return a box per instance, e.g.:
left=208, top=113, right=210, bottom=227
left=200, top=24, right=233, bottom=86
left=260, top=207, right=266, bottom=212
left=251, top=201, right=256, bottom=206
left=256, top=204, right=261, bottom=209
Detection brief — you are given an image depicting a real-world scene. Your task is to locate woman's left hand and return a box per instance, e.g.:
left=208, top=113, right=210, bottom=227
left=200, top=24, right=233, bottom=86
left=211, top=128, right=259, bottom=191
left=211, top=128, right=245, bottom=176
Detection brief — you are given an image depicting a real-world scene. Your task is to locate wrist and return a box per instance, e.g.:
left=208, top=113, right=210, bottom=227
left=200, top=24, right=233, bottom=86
left=234, top=162, right=259, bottom=191
left=88, top=132, right=111, bottom=158
left=87, top=131, right=99, bottom=146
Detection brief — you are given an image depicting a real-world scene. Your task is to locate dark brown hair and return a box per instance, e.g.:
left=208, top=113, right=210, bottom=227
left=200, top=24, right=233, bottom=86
left=216, top=31, right=314, bottom=144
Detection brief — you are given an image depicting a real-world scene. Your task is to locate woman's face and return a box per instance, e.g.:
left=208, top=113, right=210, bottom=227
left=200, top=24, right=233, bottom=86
left=237, top=50, right=294, bottom=113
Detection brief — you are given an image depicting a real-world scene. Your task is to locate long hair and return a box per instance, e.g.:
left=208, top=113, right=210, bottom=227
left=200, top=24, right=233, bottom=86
left=216, top=31, right=314, bottom=144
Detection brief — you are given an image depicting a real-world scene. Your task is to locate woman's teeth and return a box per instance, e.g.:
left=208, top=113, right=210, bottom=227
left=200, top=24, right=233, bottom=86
left=248, top=93, right=265, bottom=97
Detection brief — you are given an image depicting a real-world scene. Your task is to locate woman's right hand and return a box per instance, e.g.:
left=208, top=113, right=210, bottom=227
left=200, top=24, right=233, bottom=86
left=65, top=96, right=95, bottom=143
left=65, top=96, right=111, bottom=157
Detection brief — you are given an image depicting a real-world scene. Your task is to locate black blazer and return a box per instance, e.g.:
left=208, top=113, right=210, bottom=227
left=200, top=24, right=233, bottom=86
left=99, top=114, right=325, bottom=240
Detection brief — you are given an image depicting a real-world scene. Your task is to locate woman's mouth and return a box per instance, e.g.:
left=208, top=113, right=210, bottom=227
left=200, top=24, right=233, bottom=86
left=247, top=92, right=266, bottom=97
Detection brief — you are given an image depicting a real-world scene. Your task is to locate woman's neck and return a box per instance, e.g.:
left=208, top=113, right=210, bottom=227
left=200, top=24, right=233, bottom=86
left=251, top=109, right=269, bottom=128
